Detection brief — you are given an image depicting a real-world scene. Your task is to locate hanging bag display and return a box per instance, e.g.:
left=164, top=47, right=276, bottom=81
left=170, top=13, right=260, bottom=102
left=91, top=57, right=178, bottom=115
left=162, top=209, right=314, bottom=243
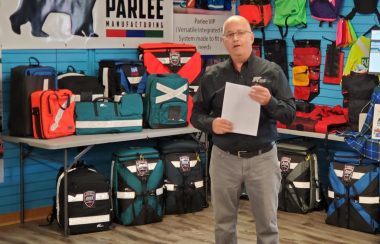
left=273, top=0, right=307, bottom=38
left=293, top=47, right=321, bottom=67
left=345, top=0, right=380, bottom=23
left=292, top=38, right=321, bottom=102
left=238, top=0, right=272, bottom=28
left=309, top=0, right=343, bottom=27
left=336, top=18, right=357, bottom=48
left=323, top=40, right=344, bottom=85
left=264, top=39, right=289, bottom=78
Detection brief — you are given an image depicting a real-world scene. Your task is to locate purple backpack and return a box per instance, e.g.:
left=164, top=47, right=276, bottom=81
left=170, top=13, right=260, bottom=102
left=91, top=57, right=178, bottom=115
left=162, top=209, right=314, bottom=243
left=310, top=0, right=343, bottom=26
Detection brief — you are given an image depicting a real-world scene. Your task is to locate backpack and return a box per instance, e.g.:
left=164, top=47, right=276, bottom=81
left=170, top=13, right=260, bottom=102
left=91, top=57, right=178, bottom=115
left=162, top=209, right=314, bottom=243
left=111, top=147, right=164, bottom=225
left=345, top=0, right=380, bottom=23
left=158, top=138, right=206, bottom=214
left=48, top=162, right=112, bottom=235
left=309, top=0, right=343, bottom=27
left=9, top=57, right=56, bottom=137
left=273, top=0, right=307, bottom=38
left=326, top=151, right=380, bottom=234
left=58, top=66, right=104, bottom=101
left=144, top=74, right=189, bottom=129
left=277, top=140, right=321, bottom=213
left=196, top=0, right=231, bottom=10
left=238, top=0, right=272, bottom=28
left=98, top=59, right=147, bottom=97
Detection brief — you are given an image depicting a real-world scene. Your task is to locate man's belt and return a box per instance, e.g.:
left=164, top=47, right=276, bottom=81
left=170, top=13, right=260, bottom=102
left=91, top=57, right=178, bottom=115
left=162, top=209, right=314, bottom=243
left=227, top=142, right=275, bottom=158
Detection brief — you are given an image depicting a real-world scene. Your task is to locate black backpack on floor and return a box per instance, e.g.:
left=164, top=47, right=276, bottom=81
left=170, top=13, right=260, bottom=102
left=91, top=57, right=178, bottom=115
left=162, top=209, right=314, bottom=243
left=158, top=138, right=206, bottom=214
left=47, top=162, right=112, bottom=235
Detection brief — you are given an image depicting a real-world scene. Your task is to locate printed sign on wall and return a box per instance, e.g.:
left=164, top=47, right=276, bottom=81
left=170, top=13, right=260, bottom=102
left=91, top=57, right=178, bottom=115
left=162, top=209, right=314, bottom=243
left=0, top=0, right=173, bottom=49
left=173, top=1, right=234, bottom=55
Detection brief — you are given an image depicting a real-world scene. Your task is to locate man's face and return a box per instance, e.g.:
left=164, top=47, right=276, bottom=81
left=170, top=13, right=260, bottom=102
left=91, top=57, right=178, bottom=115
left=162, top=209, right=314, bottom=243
left=223, top=19, right=254, bottom=58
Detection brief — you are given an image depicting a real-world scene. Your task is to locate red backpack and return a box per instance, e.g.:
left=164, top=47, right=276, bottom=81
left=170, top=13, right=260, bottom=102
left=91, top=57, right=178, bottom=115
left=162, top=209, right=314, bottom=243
left=31, top=89, right=76, bottom=139
left=238, top=0, right=272, bottom=28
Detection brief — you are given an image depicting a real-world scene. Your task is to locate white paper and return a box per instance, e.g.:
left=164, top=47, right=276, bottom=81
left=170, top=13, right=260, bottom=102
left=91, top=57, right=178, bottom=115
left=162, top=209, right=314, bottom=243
left=221, top=82, right=260, bottom=136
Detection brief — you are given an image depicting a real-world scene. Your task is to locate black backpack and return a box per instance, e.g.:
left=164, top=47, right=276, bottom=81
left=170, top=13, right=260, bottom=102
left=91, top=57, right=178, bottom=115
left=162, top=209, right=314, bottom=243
left=46, top=162, right=112, bottom=235
left=345, top=0, right=380, bottom=23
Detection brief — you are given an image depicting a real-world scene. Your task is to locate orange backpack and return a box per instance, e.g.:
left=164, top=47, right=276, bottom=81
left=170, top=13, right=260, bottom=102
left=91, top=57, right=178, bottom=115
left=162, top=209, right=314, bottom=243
left=31, top=89, right=75, bottom=139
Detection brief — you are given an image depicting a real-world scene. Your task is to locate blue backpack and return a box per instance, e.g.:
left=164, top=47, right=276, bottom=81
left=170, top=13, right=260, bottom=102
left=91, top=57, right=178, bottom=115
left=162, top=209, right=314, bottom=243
left=310, top=0, right=343, bottom=27
left=196, top=0, right=231, bottom=10
left=326, top=151, right=380, bottom=233
left=99, top=59, right=147, bottom=97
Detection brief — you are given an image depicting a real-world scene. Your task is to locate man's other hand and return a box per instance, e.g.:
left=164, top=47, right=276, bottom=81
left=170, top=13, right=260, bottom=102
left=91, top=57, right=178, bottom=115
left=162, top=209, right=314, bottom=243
left=212, top=117, right=233, bottom=134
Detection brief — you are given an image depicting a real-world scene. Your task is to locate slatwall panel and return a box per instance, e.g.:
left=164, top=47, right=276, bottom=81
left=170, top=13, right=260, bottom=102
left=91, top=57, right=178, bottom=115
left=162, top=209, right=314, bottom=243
left=0, top=49, right=137, bottom=214
left=1, top=1, right=379, bottom=215
left=251, top=0, right=377, bottom=106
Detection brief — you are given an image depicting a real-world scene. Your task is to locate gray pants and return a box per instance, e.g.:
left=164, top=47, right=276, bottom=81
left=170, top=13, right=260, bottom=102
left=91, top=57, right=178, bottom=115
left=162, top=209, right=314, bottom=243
left=210, top=145, right=281, bottom=244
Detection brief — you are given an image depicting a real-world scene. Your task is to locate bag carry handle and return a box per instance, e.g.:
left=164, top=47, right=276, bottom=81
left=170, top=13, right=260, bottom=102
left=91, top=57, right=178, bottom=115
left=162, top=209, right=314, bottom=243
left=65, top=65, right=85, bottom=74
left=66, top=65, right=77, bottom=72
left=93, top=97, right=119, bottom=117
left=48, top=92, right=72, bottom=114
left=29, top=57, right=40, bottom=66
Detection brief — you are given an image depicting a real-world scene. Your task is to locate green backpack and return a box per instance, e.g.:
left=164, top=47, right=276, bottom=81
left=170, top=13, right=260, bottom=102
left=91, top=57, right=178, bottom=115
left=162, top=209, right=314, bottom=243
left=273, top=0, right=307, bottom=38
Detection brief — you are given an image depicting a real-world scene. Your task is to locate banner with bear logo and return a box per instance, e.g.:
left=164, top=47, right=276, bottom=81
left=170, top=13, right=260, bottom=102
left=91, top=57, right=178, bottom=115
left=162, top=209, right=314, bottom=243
left=0, top=0, right=173, bottom=49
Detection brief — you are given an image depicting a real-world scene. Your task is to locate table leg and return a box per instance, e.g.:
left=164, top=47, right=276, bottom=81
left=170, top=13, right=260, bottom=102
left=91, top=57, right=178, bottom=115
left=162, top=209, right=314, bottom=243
left=63, top=149, right=68, bottom=237
left=20, top=144, right=24, bottom=223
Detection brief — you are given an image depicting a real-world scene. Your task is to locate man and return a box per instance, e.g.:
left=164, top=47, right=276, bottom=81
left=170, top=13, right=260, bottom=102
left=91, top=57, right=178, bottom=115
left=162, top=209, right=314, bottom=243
left=191, top=15, right=296, bottom=244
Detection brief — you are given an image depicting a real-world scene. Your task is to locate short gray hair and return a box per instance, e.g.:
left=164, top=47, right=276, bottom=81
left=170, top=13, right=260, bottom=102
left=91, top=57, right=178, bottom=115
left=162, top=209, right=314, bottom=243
left=222, top=15, right=251, bottom=34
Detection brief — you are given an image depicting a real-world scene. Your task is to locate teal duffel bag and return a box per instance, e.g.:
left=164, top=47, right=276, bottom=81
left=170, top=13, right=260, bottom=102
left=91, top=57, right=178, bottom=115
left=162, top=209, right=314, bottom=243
left=111, top=147, right=164, bottom=225
left=75, top=94, right=143, bottom=135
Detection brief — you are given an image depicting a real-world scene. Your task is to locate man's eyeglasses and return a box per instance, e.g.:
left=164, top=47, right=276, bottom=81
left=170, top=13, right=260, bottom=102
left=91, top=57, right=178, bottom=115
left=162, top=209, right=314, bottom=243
left=223, top=30, right=251, bottom=39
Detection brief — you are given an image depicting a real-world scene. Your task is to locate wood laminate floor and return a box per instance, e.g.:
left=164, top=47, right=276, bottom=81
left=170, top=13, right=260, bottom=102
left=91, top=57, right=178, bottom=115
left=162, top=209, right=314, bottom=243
left=0, top=200, right=378, bottom=244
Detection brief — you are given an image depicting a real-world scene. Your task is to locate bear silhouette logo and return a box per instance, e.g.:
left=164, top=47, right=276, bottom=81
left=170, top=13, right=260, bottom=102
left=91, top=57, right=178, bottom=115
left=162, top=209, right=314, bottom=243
left=10, top=0, right=98, bottom=37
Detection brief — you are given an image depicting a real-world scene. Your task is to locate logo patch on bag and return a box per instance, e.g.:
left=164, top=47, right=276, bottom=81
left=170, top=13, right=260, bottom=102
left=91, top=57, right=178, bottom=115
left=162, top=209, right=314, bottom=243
left=280, top=156, right=291, bottom=173
left=170, top=51, right=181, bottom=66
left=343, top=165, right=355, bottom=183
left=130, top=67, right=139, bottom=77
left=136, top=159, right=149, bottom=177
left=83, top=191, right=96, bottom=208
left=179, top=155, right=191, bottom=172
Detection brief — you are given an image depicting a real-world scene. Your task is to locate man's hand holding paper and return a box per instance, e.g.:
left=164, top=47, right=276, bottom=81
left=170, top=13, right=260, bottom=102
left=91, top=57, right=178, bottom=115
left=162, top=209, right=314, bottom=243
left=221, top=82, right=261, bottom=136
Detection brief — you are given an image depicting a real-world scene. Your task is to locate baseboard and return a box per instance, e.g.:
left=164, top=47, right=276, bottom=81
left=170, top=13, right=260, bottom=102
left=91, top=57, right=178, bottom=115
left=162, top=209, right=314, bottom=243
left=0, top=206, right=51, bottom=226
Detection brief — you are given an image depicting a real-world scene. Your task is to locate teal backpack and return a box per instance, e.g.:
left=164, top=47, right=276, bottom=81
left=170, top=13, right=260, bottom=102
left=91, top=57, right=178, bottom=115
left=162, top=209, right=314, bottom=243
left=144, top=73, right=189, bottom=128
left=111, top=147, right=164, bottom=226
left=273, top=0, right=307, bottom=38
